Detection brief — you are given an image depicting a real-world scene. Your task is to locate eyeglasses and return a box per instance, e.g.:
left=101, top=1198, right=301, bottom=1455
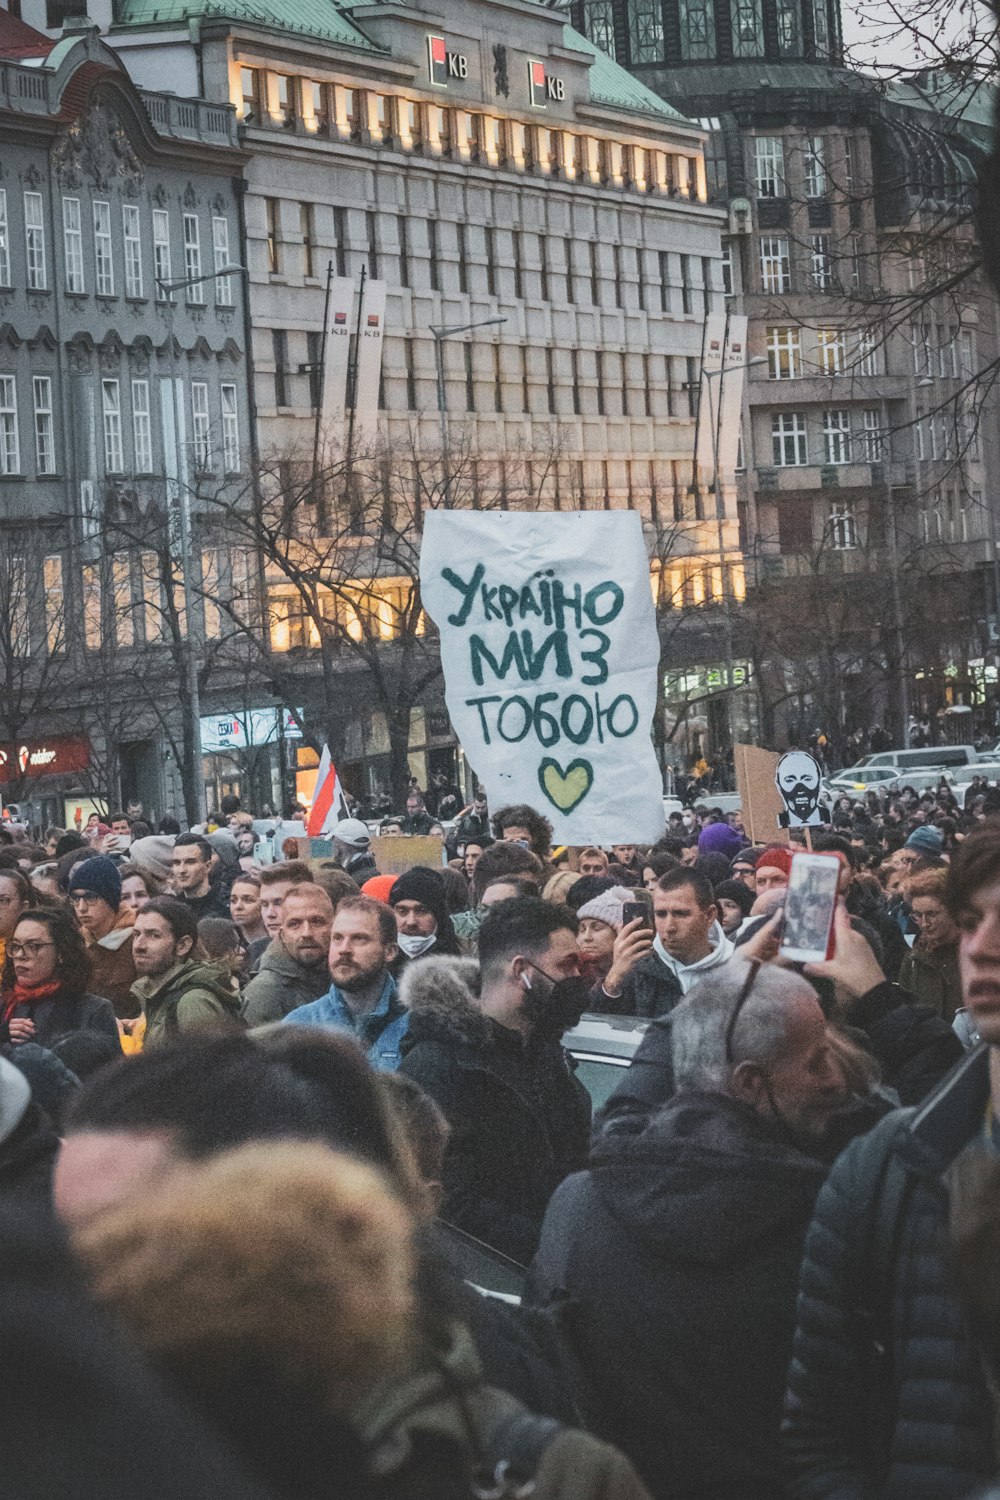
left=69, top=891, right=101, bottom=905
left=9, top=940, right=55, bottom=959
left=725, top=958, right=762, bottom=1067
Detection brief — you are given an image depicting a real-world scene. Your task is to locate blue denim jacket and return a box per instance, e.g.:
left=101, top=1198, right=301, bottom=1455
left=282, top=972, right=408, bottom=1070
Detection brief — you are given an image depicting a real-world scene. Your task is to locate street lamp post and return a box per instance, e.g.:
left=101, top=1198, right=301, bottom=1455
left=701, top=355, right=766, bottom=755
left=155, top=263, right=247, bottom=824
left=429, top=317, right=507, bottom=506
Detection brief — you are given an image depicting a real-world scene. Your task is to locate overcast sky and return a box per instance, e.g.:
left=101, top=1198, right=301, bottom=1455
left=840, top=0, right=995, bottom=74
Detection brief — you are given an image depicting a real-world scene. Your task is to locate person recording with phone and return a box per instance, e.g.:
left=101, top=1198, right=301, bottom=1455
left=574, top=886, right=655, bottom=1006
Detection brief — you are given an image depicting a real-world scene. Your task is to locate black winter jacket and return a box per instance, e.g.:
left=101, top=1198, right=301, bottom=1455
left=784, top=1046, right=996, bottom=1499
left=0, top=989, right=119, bottom=1052
left=603, top=949, right=682, bottom=1019
left=399, top=956, right=591, bottom=1263
left=525, top=1092, right=829, bottom=1499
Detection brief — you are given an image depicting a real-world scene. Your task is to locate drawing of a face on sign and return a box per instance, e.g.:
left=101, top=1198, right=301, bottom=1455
left=775, top=751, right=827, bottom=827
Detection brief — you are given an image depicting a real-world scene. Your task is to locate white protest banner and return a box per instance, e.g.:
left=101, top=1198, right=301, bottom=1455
left=420, top=511, right=665, bottom=844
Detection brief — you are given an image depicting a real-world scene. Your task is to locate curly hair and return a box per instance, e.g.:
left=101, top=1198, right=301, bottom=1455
left=490, top=803, right=553, bottom=863
left=2, top=907, right=91, bottom=998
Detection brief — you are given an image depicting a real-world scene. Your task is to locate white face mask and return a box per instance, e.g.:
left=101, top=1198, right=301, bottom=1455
left=397, top=932, right=437, bottom=958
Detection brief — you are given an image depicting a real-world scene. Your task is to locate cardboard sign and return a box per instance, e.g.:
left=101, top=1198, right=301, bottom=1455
left=369, top=835, right=444, bottom=876
left=734, top=743, right=789, bottom=846
left=420, top=512, right=665, bottom=845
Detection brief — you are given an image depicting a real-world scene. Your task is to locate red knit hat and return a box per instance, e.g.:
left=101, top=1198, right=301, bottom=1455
left=755, top=845, right=794, bottom=878
left=361, top=875, right=397, bottom=904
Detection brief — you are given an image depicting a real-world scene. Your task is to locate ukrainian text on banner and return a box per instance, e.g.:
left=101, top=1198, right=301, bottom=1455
left=420, top=511, right=666, bottom=844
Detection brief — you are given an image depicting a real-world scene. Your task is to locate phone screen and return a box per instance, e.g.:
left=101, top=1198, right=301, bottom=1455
left=622, top=901, right=653, bottom=929
left=778, top=853, right=840, bottom=964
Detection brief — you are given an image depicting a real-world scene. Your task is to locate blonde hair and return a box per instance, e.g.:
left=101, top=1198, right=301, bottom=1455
left=542, top=870, right=578, bottom=905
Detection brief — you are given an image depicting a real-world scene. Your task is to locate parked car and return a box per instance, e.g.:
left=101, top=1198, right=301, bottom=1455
left=952, top=762, right=1000, bottom=786
left=826, top=765, right=958, bottom=800
left=862, top=744, right=979, bottom=771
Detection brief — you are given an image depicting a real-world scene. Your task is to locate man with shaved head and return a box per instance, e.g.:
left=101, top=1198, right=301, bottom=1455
left=241, top=885, right=334, bottom=1026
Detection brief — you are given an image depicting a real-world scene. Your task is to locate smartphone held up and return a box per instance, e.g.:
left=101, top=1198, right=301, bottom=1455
left=778, top=852, right=841, bottom=965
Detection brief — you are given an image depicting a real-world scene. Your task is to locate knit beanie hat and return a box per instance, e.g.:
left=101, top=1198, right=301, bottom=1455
left=713, top=879, right=756, bottom=918
left=67, top=854, right=122, bottom=911
left=206, top=830, right=240, bottom=870
left=362, top=875, right=398, bottom=904
left=905, top=825, right=944, bottom=855
left=697, top=822, right=743, bottom=861
left=129, top=835, right=175, bottom=885
left=389, top=867, right=459, bottom=955
left=576, top=885, right=634, bottom=930
left=755, top=845, right=795, bottom=879
left=564, top=874, right=617, bottom=913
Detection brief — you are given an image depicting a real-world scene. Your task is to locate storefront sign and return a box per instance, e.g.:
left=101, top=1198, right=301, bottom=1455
left=200, top=709, right=303, bottom=754
left=0, top=734, right=91, bottom=782
left=528, top=59, right=564, bottom=106
left=427, top=34, right=468, bottom=85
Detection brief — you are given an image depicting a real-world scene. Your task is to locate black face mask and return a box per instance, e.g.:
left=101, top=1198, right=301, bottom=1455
left=522, top=961, right=591, bottom=1040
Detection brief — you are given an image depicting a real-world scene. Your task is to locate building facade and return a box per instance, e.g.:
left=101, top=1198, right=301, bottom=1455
left=572, top=0, right=1000, bottom=760
left=0, top=11, right=250, bottom=822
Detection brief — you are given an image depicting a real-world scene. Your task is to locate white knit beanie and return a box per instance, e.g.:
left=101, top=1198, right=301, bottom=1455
left=575, top=885, right=634, bottom=930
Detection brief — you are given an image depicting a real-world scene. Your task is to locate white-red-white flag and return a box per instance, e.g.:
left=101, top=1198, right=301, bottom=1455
left=306, top=744, right=349, bottom=836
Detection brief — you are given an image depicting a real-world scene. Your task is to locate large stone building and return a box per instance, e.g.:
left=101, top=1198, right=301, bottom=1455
left=573, top=0, right=1000, bottom=759
left=14, top=0, right=735, bottom=803
left=0, top=9, right=250, bottom=823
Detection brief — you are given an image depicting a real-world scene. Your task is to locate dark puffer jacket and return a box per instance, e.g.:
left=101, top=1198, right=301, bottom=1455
left=784, top=1046, right=996, bottom=1499
left=525, top=1093, right=829, bottom=1499
left=399, top=956, right=591, bottom=1264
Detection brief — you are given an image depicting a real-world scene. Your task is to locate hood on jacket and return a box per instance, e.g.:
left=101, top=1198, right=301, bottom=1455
left=398, top=955, right=489, bottom=1047
left=653, top=922, right=734, bottom=992
left=255, top=938, right=327, bottom=980
left=134, top=960, right=238, bottom=1009
left=592, top=1091, right=826, bottom=1267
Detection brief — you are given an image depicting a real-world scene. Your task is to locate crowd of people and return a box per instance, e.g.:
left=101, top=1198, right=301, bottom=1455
left=5, top=778, right=1000, bottom=1498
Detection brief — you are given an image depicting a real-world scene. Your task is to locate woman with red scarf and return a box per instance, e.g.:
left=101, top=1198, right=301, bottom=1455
left=0, top=909, right=120, bottom=1052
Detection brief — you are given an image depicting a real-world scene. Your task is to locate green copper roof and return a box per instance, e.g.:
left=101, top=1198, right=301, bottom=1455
left=562, top=25, right=692, bottom=124
left=884, top=71, right=996, bottom=134
left=113, top=0, right=381, bottom=50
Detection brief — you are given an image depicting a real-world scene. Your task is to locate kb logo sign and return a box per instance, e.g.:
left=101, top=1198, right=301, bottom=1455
left=528, top=59, right=565, bottom=107
left=427, top=34, right=469, bottom=86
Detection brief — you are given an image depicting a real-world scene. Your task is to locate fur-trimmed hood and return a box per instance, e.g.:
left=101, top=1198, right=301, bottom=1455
left=397, top=955, right=495, bottom=1049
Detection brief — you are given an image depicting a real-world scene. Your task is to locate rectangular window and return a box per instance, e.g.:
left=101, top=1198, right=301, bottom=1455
left=848, top=234, right=862, bottom=292
left=721, top=241, right=733, bottom=296
left=24, top=191, right=46, bottom=290
left=183, top=213, right=203, bottom=302
left=960, top=328, right=975, bottom=378
left=485, top=225, right=497, bottom=297
left=332, top=205, right=347, bottom=278
left=153, top=209, right=171, bottom=297
left=817, top=327, right=847, bottom=376
left=759, top=236, right=790, bottom=293
left=221, top=384, right=240, bottom=472
left=83, top=564, right=102, bottom=653
left=298, top=204, right=314, bottom=280
left=772, top=411, right=808, bottom=466
left=141, top=553, right=164, bottom=643
left=32, top=375, right=55, bottom=474
left=590, top=240, right=600, bottom=305
left=102, top=379, right=123, bottom=473
left=123, top=203, right=143, bottom=298
left=754, top=137, right=785, bottom=197
left=804, top=135, right=826, bottom=197
left=843, top=136, right=855, bottom=193
left=0, top=375, right=18, bottom=474
left=113, top=556, right=135, bottom=649
left=213, top=216, right=233, bottom=304
left=366, top=209, right=378, bottom=279
left=767, top=325, right=801, bottom=379
left=191, top=382, right=211, bottom=471
left=93, top=200, right=114, bottom=296
left=856, top=328, right=877, bottom=376
left=464, top=342, right=475, bottom=413
left=272, top=329, right=288, bottom=407
left=62, top=197, right=84, bottom=293
left=427, top=218, right=439, bottom=292
left=810, top=233, right=834, bottom=290
left=0, top=191, right=9, bottom=287
left=822, top=408, right=851, bottom=464
left=829, top=501, right=858, bottom=550
left=275, top=74, right=296, bottom=129
left=240, top=66, right=262, bottom=123
left=459, top=222, right=471, bottom=296
left=861, top=408, right=881, bottom=462
left=43, top=555, right=64, bottom=656
left=398, top=216, right=410, bottom=289
left=308, top=80, right=330, bottom=132
left=680, top=254, right=692, bottom=313
left=132, top=378, right=153, bottom=472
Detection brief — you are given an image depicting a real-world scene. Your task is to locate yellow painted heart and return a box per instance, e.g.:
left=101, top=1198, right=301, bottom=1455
left=538, top=757, right=594, bottom=814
